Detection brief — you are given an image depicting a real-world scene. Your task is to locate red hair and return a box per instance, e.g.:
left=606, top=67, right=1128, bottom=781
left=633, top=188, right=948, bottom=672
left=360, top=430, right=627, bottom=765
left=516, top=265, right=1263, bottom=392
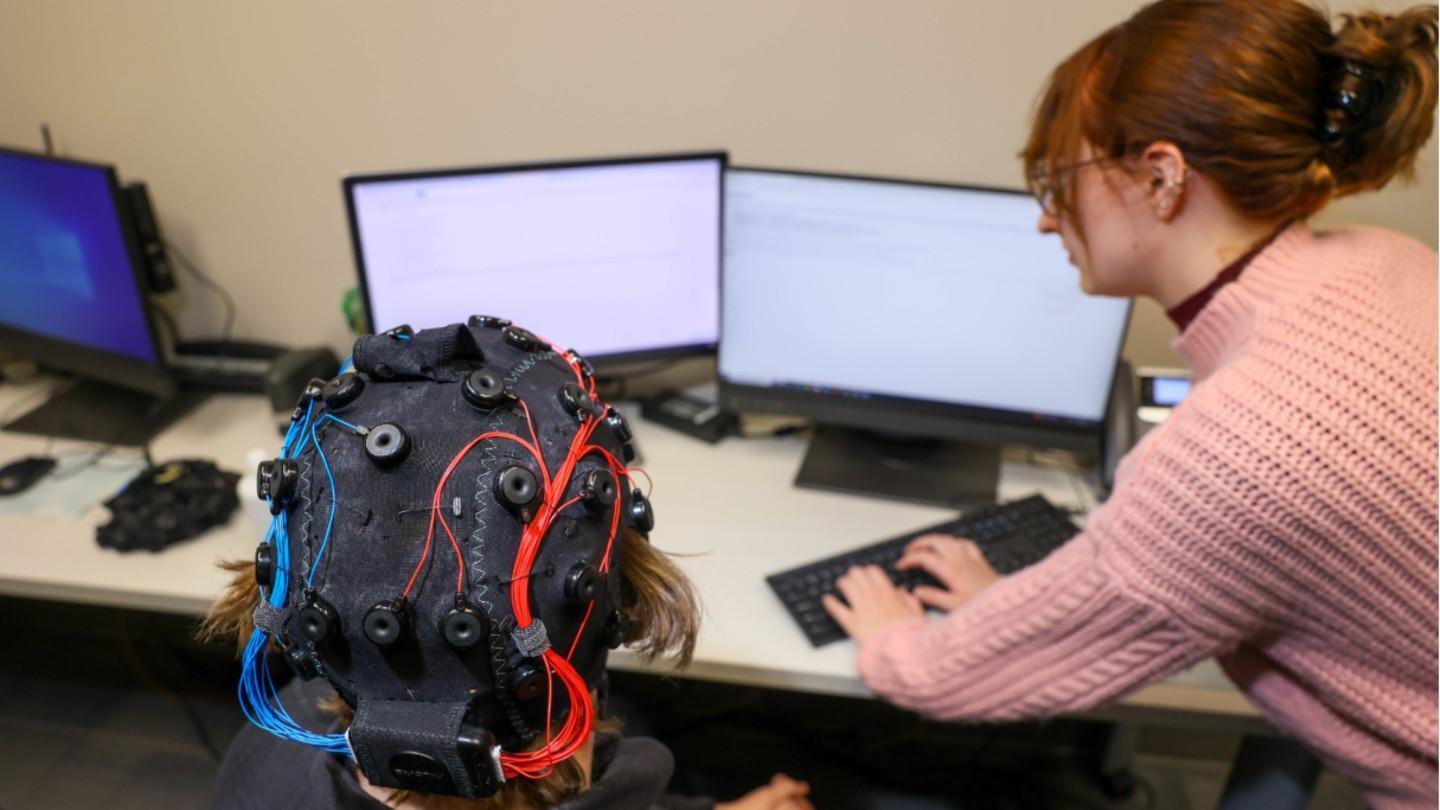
left=1024, top=0, right=1437, bottom=223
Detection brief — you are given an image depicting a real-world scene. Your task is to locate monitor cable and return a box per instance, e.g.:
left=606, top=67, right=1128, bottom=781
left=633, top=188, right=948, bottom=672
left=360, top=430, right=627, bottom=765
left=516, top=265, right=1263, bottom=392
left=164, top=240, right=237, bottom=361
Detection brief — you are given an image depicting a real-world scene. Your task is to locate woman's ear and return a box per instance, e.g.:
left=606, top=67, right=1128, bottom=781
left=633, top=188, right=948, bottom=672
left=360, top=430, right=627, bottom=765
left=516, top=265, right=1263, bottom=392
left=1140, top=141, right=1189, bottom=221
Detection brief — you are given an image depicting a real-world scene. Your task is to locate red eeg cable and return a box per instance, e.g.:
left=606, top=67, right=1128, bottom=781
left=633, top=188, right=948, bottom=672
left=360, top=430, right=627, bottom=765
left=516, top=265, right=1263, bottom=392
left=497, top=348, right=619, bottom=777
left=402, top=430, right=543, bottom=599
left=565, top=602, right=598, bottom=661
left=515, top=398, right=552, bottom=493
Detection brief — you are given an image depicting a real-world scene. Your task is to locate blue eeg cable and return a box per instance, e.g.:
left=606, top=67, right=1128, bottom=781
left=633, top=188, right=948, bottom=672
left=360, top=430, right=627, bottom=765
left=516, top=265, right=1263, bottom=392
left=304, top=416, right=339, bottom=589
left=238, top=397, right=349, bottom=753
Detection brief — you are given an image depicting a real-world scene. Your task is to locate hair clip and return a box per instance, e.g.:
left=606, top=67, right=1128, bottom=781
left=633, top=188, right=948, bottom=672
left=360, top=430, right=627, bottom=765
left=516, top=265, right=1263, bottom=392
left=1320, top=59, right=1380, bottom=145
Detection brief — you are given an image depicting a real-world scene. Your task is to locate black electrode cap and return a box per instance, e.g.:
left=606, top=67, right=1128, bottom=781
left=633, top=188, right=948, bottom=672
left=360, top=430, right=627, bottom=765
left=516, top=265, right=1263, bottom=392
left=558, top=382, right=594, bottom=419
left=274, top=459, right=300, bottom=500
left=283, top=641, right=320, bottom=681
left=254, top=544, right=276, bottom=589
left=502, top=325, right=543, bottom=352
left=383, top=324, right=415, bottom=340
left=565, top=350, right=596, bottom=380
left=302, top=377, right=327, bottom=403
left=581, top=469, right=617, bottom=510
left=629, top=489, right=655, bottom=533
left=495, top=466, right=539, bottom=520
left=462, top=369, right=508, bottom=410
left=509, top=662, right=546, bottom=701
left=259, top=458, right=300, bottom=514
left=603, top=610, right=628, bottom=650
left=604, top=408, right=633, bottom=444
left=256, top=460, right=275, bottom=501
left=441, top=602, right=489, bottom=650
left=321, top=372, right=365, bottom=410
left=456, top=727, right=503, bottom=796
left=468, top=314, right=511, bottom=330
left=365, top=423, right=411, bottom=467
left=565, top=563, right=600, bottom=606
left=299, top=596, right=340, bottom=643
left=364, top=600, right=410, bottom=647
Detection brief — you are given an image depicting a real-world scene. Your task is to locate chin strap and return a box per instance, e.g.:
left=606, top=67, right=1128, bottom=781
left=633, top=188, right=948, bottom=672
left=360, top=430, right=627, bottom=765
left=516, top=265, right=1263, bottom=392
left=348, top=698, right=505, bottom=799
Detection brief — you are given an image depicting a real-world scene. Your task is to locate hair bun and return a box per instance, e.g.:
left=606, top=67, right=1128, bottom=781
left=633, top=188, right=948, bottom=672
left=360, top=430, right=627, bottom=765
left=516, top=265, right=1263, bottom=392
left=1320, top=5, right=1437, bottom=193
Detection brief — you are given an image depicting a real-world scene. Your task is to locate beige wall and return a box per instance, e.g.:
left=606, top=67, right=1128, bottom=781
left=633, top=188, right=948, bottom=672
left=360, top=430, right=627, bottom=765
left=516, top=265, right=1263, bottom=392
left=0, top=1, right=1434, bottom=368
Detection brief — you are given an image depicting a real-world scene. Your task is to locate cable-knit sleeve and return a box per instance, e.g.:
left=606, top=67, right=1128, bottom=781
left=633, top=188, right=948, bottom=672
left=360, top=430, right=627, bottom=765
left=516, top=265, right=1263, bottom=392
left=855, top=526, right=1216, bottom=721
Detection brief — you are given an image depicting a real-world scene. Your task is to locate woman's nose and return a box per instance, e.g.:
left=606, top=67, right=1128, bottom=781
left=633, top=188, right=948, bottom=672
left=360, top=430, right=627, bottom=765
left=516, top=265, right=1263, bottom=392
left=1037, top=209, right=1060, bottom=234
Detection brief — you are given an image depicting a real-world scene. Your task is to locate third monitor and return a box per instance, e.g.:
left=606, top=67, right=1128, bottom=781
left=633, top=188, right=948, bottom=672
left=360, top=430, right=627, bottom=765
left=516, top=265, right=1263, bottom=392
left=720, top=167, right=1131, bottom=507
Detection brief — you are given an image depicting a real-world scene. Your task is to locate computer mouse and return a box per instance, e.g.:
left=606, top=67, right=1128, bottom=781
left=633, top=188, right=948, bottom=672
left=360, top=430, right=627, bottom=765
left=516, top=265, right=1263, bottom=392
left=0, top=456, right=57, bottom=496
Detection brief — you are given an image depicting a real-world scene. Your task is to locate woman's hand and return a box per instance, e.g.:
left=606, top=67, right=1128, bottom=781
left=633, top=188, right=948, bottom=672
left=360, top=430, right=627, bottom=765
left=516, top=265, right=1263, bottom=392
left=821, top=565, right=924, bottom=646
left=896, top=534, right=1000, bottom=611
left=715, top=773, right=814, bottom=810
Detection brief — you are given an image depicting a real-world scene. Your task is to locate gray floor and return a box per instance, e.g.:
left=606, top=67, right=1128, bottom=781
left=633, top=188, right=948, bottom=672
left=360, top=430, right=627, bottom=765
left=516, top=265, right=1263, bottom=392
left=0, top=599, right=1367, bottom=810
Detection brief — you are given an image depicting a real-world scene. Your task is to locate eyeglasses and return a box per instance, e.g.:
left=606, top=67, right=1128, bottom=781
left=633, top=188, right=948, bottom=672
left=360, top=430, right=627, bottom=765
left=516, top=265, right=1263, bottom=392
left=1031, top=156, right=1115, bottom=216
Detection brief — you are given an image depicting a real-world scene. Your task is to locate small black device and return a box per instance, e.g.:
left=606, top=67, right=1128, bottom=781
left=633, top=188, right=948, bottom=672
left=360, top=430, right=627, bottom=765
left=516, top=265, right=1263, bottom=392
left=767, top=494, right=1079, bottom=647
left=0, top=456, right=58, bottom=496
left=122, top=181, right=175, bottom=293
left=169, top=341, right=339, bottom=397
left=640, top=390, right=737, bottom=444
left=1136, top=366, right=1192, bottom=427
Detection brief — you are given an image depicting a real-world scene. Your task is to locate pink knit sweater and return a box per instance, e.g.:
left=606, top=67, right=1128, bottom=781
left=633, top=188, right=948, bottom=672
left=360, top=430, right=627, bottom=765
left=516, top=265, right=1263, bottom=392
left=857, top=222, right=1438, bottom=808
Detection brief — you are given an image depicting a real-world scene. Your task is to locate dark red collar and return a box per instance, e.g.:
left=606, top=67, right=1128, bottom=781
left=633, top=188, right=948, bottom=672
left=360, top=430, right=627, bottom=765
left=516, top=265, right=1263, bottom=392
left=1166, top=226, right=1287, bottom=331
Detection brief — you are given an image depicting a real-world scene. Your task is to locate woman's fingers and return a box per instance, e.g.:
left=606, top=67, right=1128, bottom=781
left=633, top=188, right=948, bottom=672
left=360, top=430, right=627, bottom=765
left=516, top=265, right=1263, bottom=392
left=820, top=592, right=855, bottom=635
left=913, top=584, right=964, bottom=611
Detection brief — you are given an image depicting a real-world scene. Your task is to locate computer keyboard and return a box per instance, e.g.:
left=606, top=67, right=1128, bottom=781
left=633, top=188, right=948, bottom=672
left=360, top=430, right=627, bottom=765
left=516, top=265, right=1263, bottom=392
left=767, top=494, right=1080, bottom=647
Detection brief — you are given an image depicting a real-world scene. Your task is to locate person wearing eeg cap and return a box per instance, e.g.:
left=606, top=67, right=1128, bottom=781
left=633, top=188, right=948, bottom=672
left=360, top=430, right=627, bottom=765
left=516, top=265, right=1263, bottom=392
left=202, top=319, right=812, bottom=810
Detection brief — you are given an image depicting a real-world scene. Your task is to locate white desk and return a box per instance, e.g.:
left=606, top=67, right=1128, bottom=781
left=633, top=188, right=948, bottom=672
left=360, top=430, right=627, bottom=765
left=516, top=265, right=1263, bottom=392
left=0, top=384, right=1258, bottom=725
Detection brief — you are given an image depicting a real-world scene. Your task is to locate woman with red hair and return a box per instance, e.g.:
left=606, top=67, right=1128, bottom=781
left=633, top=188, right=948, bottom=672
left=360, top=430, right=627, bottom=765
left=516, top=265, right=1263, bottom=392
left=825, top=2, right=1439, bottom=807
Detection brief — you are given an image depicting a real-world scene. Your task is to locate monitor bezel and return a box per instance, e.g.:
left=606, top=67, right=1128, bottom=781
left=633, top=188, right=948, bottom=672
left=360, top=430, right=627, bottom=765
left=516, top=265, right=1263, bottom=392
left=0, top=145, right=174, bottom=400
left=341, top=150, right=728, bottom=366
left=719, top=165, right=1132, bottom=454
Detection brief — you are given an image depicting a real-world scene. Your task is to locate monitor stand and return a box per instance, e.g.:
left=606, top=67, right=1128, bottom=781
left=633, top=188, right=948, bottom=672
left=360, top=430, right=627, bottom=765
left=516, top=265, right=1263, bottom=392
left=3, top=379, right=207, bottom=447
left=795, top=425, right=1000, bottom=508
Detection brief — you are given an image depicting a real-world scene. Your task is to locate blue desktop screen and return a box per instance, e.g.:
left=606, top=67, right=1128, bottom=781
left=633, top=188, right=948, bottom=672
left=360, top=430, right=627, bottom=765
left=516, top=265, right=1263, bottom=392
left=0, top=151, right=157, bottom=364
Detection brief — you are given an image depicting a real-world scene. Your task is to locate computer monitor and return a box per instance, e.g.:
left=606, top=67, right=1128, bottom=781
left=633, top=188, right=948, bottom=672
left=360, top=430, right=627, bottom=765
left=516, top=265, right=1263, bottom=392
left=720, top=168, right=1132, bottom=507
left=343, top=152, right=725, bottom=364
left=0, top=146, right=189, bottom=446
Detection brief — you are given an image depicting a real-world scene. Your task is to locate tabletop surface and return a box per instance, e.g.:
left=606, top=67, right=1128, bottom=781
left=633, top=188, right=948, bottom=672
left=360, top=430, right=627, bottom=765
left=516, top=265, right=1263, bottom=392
left=0, top=383, right=1256, bottom=720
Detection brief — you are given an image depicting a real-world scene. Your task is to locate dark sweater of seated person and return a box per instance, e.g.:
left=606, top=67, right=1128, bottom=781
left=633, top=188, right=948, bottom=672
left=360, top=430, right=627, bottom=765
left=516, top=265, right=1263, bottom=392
left=212, top=678, right=713, bottom=810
